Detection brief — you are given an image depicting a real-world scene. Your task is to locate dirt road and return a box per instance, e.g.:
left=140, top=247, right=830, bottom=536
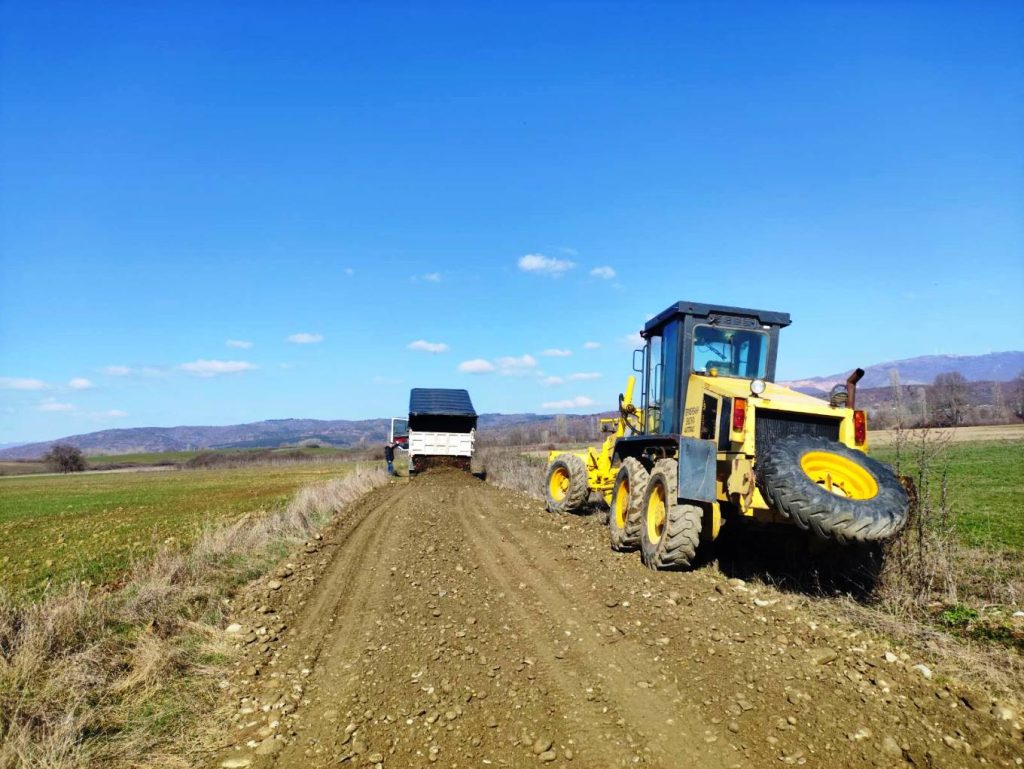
left=213, top=471, right=1022, bottom=769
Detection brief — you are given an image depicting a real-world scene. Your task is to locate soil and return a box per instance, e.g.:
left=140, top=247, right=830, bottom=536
left=211, top=470, right=1023, bottom=769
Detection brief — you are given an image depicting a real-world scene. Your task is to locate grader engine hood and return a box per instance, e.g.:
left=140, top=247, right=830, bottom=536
left=696, top=376, right=842, bottom=418
left=690, top=375, right=863, bottom=454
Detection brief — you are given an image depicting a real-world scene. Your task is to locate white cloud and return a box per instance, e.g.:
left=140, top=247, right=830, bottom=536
left=542, top=376, right=565, bottom=386
left=568, top=372, right=602, bottom=381
left=68, top=377, right=94, bottom=390
left=496, top=354, right=538, bottom=376
left=287, top=333, right=324, bottom=344
left=407, top=340, right=449, bottom=353
left=344, top=267, right=355, bottom=276
left=227, top=339, right=253, bottom=349
left=0, top=377, right=47, bottom=390
left=517, top=253, right=575, bottom=276
left=422, top=272, right=442, bottom=283
left=622, top=332, right=645, bottom=347
left=458, top=358, right=496, bottom=374
left=104, top=409, right=128, bottom=418
left=583, top=341, right=601, bottom=349
left=590, top=266, right=616, bottom=279
left=38, top=399, right=74, bottom=412
left=542, top=395, right=596, bottom=410
left=179, top=359, right=257, bottom=377
left=542, top=348, right=572, bottom=357
left=104, top=365, right=133, bottom=376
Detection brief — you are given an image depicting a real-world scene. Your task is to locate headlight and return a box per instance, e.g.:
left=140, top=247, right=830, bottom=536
left=750, top=379, right=766, bottom=396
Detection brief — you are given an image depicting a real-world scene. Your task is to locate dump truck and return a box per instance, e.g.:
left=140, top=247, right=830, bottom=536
left=544, top=300, right=910, bottom=570
left=408, top=388, right=477, bottom=473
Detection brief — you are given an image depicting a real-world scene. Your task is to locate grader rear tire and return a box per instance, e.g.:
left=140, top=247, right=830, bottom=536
left=545, top=454, right=589, bottom=514
left=640, top=459, right=702, bottom=570
left=608, top=457, right=649, bottom=552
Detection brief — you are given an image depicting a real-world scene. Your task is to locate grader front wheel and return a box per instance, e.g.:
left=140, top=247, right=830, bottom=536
left=640, top=459, right=703, bottom=570
left=545, top=454, right=589, bottom=514
left=608, top=457, right=649, bottom=551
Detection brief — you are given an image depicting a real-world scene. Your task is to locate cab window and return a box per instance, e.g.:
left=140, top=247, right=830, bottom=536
left=692, top=325, right=768, bottom=379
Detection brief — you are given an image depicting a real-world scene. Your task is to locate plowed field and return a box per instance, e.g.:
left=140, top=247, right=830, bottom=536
left=212, top=471, right=1022, bottom=769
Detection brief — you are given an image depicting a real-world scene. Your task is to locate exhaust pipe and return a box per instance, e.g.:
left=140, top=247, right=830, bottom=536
left=846, top=368, right=865, bottom=410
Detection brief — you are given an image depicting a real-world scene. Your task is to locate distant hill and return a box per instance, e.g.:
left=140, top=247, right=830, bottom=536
left=784, top=351, right=1023, bottom=391
left=0, top=413, right=554, bottom=460
left=5, top=351, right=1020, bottom=460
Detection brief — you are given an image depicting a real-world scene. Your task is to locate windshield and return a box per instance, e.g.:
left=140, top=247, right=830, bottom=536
left=692, top=325, right=769, bottom=379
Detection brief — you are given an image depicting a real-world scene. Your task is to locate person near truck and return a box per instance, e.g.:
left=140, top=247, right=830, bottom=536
left=384, top=442, right=396, bottom=476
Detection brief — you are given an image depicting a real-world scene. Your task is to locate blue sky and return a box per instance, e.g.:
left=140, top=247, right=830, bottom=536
left=1, top=1, right=1022, bottom=443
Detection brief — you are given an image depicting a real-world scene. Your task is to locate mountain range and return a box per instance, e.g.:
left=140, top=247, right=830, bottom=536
left=3, top=351, right=1020, bottom=460
left=781, top=351, right=1023, bottom=391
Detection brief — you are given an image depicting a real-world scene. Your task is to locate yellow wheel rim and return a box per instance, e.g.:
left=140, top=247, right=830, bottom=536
left=549, top=465, right=570, bottom=501
left=614, top=479, right=630, bottom=528
left=800, top=451, right=878, bottom=500
left=646, top=480, right=666, bottom=543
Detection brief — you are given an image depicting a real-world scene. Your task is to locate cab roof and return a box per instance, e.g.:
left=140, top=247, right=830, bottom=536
left=409, top=388, right=477, bottom=417
left=643, top=300, right=791, bottom=336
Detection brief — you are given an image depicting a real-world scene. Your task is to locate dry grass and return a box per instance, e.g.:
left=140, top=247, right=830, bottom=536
left=0, top=466, right=387, bottom=769
left=870, top=422, right=1024, bottom=446
left=835, top=597, right=1024, bottom=702
left=477, top=448, right=547, bottom=500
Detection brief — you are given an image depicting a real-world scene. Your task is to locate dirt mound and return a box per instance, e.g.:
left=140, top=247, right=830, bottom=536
left=211, top=473, right=1023, bottom=768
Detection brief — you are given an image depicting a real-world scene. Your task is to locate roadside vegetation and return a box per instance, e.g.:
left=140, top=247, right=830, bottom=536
left=0, top=463, right=387, bottom=768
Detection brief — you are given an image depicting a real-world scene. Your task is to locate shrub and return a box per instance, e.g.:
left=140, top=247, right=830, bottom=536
left=42, top=444, right=86, bottom=474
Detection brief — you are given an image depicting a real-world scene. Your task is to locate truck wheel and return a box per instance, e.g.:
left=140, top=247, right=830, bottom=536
left=640, top=459, right=702, bottom=570
left=759, top=435, right=909, bottom=544
left=545, top=454, right=589, bottom=514
left=608, top=457, right=649, bottom=551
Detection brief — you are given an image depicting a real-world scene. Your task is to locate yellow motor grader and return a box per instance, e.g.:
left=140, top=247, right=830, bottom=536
left=545, top=300, right=909, bottom=569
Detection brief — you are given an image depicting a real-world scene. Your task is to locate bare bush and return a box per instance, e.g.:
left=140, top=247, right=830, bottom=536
left=42, top=444, right=86, bottom=474
left=477, top=448, right=547, bottom=499
left=0, top=466, right=387, bottom=769
left=877, top=425, right=959, bottom=614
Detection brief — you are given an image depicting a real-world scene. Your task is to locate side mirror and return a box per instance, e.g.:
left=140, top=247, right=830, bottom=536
left=632, top=348, right=644, bottom=373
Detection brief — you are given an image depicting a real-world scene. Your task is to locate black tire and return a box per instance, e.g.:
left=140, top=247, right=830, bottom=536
left=759, top=435, right=909, bottom=544
left=545, top=454, right=589, bottom=514
left=608, top=457, right=649, bottom=551
left=639, top=459, right=702, bottom=570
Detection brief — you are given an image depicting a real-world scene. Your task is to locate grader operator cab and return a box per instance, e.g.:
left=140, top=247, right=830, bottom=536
left=545, top=300, right=909, bottom=570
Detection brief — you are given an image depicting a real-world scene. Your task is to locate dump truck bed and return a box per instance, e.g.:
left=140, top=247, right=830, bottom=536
left=408, top=388, right=478, bottom=472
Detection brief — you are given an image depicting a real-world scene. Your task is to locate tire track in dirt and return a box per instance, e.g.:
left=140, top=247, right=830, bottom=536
left=284, top=484, right=413, bottom=668
left=267, top=483, right=414, bottom=764
left=458, top=483, right=729, bottom=769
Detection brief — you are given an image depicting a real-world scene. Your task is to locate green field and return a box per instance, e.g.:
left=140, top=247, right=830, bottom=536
left=872, top=439, right=1024, bottom=550
left=0, top=461, right=364, bottom=600
left=0, top=446, right=367, bottom=476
